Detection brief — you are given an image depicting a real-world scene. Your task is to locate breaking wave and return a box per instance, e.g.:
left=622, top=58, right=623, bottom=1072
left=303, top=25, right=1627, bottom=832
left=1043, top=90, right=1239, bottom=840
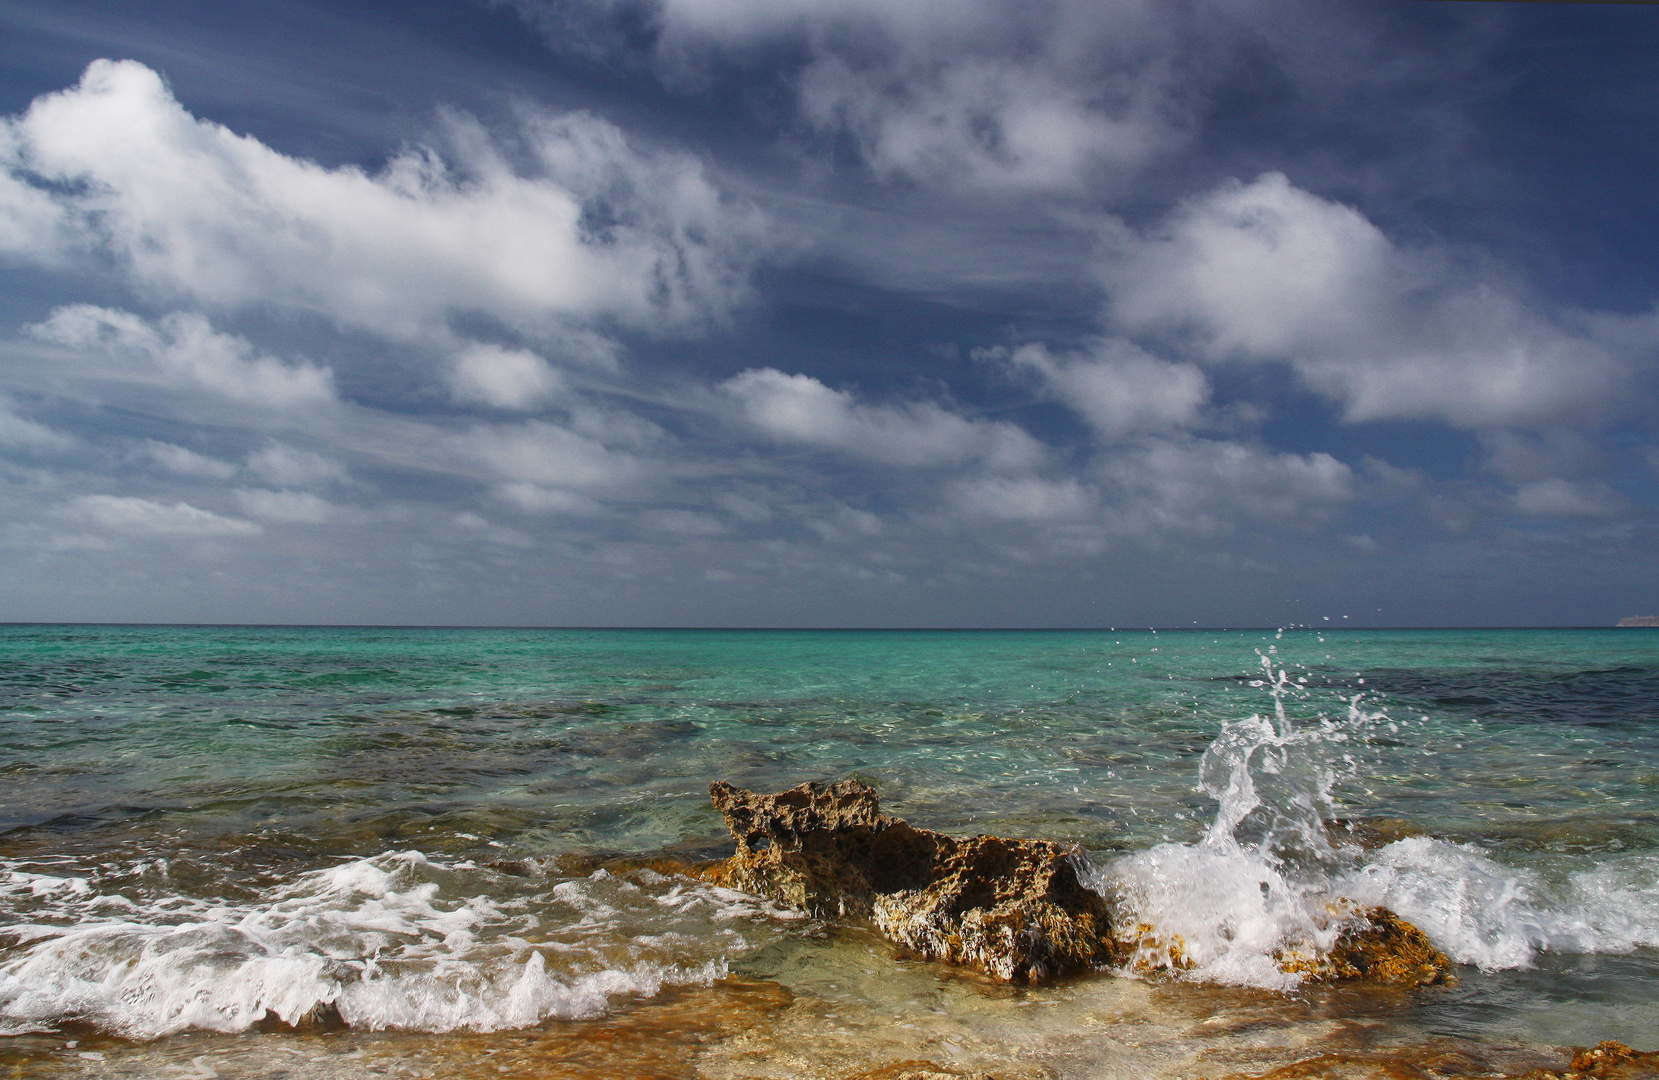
left=0, top=850, right=797, bottom=1038
left=1086, top=653, right=1659, bottom=988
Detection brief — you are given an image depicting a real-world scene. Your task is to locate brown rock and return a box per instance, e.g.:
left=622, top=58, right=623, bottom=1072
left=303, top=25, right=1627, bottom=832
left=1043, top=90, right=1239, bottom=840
left=873, top=834, right=1117, bottom=983
left=1556, top=1040, right=1659, bottom=1078
left=702, top=779, right=1118, bottom=982
left=841, top=1061, right=1000, bottom=1080
left=1276, top=905, right=1455, bottom=987
left=703, top=778, right=946, bottom=917
left=702, top=778, right=1453, bottom=990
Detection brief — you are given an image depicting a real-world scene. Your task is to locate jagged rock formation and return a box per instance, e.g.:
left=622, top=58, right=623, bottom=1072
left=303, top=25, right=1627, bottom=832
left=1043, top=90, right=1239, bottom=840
left=701, top=778, right=1454, bottom=988
left=702, top=779, right=1115, bottom=982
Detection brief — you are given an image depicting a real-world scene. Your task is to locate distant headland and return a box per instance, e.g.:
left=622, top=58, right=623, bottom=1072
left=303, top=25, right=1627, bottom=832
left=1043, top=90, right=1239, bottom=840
left=1617, top=615, right=1659, bottom=627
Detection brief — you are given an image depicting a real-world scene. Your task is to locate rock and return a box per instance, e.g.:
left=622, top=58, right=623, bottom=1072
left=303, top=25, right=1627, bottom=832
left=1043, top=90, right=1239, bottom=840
left=1557, top=1040, right=1659, bottom=1078
left=704, top=778, right=946, bottom=917
left=1276, top=905, right=1455, bottom=987
left=842, top=1061, right=1001, bottom=1080
left=702, top=779, right=1120, bottom=982
left=872, top=834, right=1117, bottom=983
left=702, top=778, right=1454, bottom=989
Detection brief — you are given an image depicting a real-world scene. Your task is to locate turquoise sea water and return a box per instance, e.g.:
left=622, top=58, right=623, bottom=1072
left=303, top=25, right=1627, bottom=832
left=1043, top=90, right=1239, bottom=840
left=2, top=626, right=1657, bottom=1078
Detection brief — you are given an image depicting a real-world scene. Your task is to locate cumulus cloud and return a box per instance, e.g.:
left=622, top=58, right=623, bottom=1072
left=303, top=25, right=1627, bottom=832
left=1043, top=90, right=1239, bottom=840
left=1002, top=340, right=1208, bottom=440
left=1097, top=438, right=1355, bottom=537
left=950, top=475, right=1097, bottom=522
left=723, top=367, right=1044, bottom=470
left=570, top=0, right=1187, bottom=195
left=1109, top=172, right=1641, bottom=430
left=64, top=494, right=261, bottom=537
left=797, top=53, right=1167, bottom=194
left=451, top=418, right=655, bottom=510
left=245, top=443, right=348, bottom=488
left=447, top=343, right=567, bottom=410
left=1, top=60, right=767, bottom=339
left=28, top=305, right=335, bottom=408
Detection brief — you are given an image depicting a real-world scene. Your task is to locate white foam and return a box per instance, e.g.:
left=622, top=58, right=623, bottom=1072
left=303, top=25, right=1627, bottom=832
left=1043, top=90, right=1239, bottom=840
left=1085, top=655, right=1659, bottom=989
left=0, top=851, right=787, bottom=1039
left=1342, top=840, right=1659, bottom=970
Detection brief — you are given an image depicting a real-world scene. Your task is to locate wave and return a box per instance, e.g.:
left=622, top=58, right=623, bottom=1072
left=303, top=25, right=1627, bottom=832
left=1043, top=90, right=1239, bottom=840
left=0, top=850, right=797, bottom=1039
left=1085, top=653, right=1659, bottom=988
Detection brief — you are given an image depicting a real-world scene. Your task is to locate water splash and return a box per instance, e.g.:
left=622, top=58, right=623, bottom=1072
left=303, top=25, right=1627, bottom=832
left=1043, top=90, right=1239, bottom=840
left=1087, top=652, right=1659, bottom=988
left=1086, top=653, right=1398, bottom=987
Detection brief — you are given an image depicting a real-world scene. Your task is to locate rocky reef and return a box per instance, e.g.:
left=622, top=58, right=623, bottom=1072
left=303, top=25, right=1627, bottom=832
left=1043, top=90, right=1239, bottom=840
left=702, top=778, right=1115, bottom=982
left=700, top=778, right=1453, bottom=987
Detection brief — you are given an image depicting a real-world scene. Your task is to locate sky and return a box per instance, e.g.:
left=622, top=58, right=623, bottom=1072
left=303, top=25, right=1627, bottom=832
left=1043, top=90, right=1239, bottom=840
left=0, top=0, right=1656, bottom=627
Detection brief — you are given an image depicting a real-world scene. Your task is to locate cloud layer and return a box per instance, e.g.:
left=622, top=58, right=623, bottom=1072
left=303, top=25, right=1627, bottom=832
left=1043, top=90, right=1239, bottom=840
left=0, top=2, right=1654, bottom=628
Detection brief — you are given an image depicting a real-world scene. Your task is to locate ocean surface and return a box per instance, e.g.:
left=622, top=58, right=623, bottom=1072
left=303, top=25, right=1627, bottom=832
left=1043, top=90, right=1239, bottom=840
left=1, top=625, right=1656, bottom=1079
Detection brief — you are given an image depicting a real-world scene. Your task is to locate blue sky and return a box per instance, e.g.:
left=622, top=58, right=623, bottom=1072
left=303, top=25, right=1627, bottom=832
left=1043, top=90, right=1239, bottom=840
left=0, top=0, right=1655, bottom=626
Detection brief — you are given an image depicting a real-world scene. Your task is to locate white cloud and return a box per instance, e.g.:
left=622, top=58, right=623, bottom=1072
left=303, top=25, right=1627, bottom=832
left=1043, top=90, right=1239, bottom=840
left=29, top=305, right=335, bottom=408
left=1098, top=438, right=1355, bottom=536
left=630, top=0, right=1181, bottom=194
left=245, top=443, right=348, bottom=488
left=142, top=440, right=237, bottom=478
left=2, top=60, right=767, bottom=339
left=1510, top=479, right=1625, bottom=520
left=0, top=124, right=74, bottom=262
left=234, top=488, right=343, bottom=525
left=494, top=483, right=604, bottom=515
left=1109, top=172, right=1638, bottom=429
left=805, top=504, right=884, bottom=543
left=1004, top=340, right=1208, bottom=440
left=1479, top=429, right=1599, bottom=484
left=645, top=508, right=726, bottom=535
left=0, top=395, right=73, bottom=450
left=950, top=475, right=1097, bottom=522
left=453, top=419, right=650, bottom=491
left=65, top=494, right=261, bottom=537
left=723, top=367, right=1044, bottom=470
left=798, top=54, right=1164, bottom=194
left=447, top=343, right=566, bottom=410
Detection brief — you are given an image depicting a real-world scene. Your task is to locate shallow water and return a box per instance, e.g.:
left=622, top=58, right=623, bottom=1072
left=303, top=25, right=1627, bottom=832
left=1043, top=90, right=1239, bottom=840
left=2, top=626, right=1656, bottom=1077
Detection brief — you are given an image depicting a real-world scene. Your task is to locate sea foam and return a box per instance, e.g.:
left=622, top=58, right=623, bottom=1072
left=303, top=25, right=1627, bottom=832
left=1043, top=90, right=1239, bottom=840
left=0, top=851, right=792, bottom=1038
left=1086, top=654, right=1659, bottom=988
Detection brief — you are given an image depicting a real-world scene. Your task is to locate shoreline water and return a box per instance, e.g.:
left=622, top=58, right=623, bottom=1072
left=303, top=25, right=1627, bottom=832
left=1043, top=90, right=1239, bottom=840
left=2, top=626, right=1656, bottom=1077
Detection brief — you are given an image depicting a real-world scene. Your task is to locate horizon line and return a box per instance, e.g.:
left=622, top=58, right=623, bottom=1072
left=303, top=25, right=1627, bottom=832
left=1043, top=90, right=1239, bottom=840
left=1, top=622, right=1651, bottom=632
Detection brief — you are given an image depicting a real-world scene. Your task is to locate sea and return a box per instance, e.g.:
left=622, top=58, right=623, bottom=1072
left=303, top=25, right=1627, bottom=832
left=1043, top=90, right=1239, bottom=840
left=1, top=625, right=1656, bottom=1079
